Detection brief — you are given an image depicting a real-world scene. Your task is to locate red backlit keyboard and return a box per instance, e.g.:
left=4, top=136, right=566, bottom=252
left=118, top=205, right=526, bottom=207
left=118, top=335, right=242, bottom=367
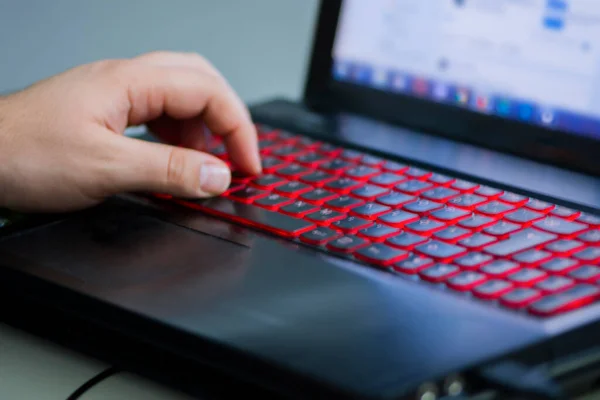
left=156, top=124, right=600, bottom=318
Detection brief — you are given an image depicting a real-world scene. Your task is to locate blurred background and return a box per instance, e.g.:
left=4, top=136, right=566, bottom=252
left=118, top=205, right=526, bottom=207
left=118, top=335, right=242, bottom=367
left=0, top=0, right=319, bottom=104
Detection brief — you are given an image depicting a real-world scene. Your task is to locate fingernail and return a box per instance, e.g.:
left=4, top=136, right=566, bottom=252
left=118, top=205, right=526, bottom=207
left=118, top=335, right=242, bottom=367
left=199, top=164, right=231, bottom=195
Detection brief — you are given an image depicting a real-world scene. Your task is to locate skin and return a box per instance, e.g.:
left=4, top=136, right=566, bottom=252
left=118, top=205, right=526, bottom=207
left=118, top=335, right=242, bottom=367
left=0, top=51, right=262, bottom=213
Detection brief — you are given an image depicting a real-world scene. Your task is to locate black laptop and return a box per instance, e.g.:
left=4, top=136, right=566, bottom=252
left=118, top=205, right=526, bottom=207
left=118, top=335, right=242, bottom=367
left=2, top=1, right=600, bottom=399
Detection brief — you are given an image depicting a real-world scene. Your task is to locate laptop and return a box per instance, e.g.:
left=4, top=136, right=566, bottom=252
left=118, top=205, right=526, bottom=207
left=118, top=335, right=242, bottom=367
left=1, top=0, right=600, bottom=398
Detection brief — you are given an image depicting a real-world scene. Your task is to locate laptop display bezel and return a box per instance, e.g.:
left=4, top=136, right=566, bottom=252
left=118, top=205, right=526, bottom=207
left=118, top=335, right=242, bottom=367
left=303, top=0, right=600, bottom=176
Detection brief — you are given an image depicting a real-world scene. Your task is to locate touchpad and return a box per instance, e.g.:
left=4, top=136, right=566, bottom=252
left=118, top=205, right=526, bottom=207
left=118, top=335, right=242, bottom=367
left=0, top=206, right=249, bottom=293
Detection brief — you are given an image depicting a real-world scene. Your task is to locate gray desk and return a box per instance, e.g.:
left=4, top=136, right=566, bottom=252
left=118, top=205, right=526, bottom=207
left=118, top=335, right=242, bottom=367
left=0, top=1, right=317, bottom=398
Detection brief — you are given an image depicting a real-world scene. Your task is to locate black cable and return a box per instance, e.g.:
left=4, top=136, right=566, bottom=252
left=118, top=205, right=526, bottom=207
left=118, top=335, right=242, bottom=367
left=475, top=361, right=566, bottom=400
left=65, top=366, right=120, bottom=400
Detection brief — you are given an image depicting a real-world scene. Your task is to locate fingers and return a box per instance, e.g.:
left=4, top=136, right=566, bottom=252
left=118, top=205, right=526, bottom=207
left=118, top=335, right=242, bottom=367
left=107, top=132, right=231, bottom=198
left=119, top=61, right=261, bottom=175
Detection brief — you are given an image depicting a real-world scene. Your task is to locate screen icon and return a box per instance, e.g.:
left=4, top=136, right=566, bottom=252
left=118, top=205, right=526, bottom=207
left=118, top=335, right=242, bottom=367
left=540, top=108, right=555, bottom=125
left=455, top=87, right=469, bottom=105
left=496, top=98, right=511, bottom=115
left=412, top=78, right=429, bottom=96
left=474, top=93, right=490, bottom=112
left=433, top=82, right=449, bottom=100
left=373, top=68, right=388, bottom=87
left=518, top=103, right=533, bottom=121
left=391, top=73, right=408, bottom=91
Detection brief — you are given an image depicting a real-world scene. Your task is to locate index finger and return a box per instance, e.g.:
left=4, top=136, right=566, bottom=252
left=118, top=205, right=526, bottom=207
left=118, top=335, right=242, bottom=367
left=120, top=62, right=261, bottom=175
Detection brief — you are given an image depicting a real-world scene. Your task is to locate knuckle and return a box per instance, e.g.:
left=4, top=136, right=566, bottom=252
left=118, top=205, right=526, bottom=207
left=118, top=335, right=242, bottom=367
left=166, top=148, right=192, bottom=189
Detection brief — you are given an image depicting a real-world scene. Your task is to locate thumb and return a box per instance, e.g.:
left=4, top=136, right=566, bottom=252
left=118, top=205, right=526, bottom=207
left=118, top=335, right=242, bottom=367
left=106, top=133, right=231, bottom=198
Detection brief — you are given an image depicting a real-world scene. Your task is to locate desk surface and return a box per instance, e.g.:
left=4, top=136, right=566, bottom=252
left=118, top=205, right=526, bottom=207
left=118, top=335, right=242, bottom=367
left=0, top=1, right=318, bottom=398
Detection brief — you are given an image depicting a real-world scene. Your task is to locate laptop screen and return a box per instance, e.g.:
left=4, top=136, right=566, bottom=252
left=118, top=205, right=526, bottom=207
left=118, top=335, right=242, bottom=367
left=331, top=0, right=600, bottom=141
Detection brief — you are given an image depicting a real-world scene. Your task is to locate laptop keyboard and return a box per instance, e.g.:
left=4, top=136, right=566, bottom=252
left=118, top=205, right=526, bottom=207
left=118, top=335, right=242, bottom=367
left=155, top=124, right=600, bottom=319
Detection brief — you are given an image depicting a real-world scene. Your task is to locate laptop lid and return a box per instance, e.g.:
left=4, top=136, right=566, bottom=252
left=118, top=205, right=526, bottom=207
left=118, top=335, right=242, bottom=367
left=303, top=0, right=600, bottom=176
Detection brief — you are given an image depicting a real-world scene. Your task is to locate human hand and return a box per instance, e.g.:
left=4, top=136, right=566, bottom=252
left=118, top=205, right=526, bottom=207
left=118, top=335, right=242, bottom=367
left=0, top=51, right=261, bottom=213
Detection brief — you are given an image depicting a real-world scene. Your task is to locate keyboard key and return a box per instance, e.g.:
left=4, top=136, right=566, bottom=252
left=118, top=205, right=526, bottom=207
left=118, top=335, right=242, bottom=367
left=344, top=166, right=380, bottom=180
left=458, top=215, right=496, bottom=230
left=325, top=196, right=364, bottom=212
left=540, top=257, right=579, bottom=274
left=316, top=143, right=341, bottom=156
left=295, top=152, right=329, bottom=167
left=533, top=217, right=588, bottom=236
left=483, top=221, right=521, bottom=237
left=251, top=174, right=286, bottom=189
left=472, top=280, right=513, bottom=299
left=351, top=203, right=391, bottom=219
left=227, top=186, right=269, bottom=203
left=280, top=200, right=319, bottom=217
left=578, top=230, right=600, bottom=244
left=508, top=269, right=547, bottom=286
left=393, top=254, right=434, bottom=274
left=378, top=210, right=419, bottom=227
left=376, top=192, right=416, bottom=207
left=535, top=276, right=575, bottom=294
left=451, top=180, right=479, bottom=192
left=568, top=265, right=600, bottom=283
left=386, top=232, right=428, bottom=249
left=320, top=159, right=353, bottom=173
left=276, top=164, right=311, bottom=178
left=481, top=260, right=520, bottom=277
left=369, top=173, right=407, bottom=187
left=381, top=161, right=408, bottom=173
left=254, top=193, right=294, bottom=210
left=354, top=244, right=408, bottom=266
left=529, top=284, right=600, bottom=316
left=475, top=186, right=503, bottom=198
left=395, top=180, right=434, bottom=195
left=405, top=218, right=446, bottom=235
left=325, top=178, right=363, bottom=193
left=458, top=233, right=497, bottom=249
left=513, top=249, right=553, bottom=266
left=340, top=149, right=363, bottom=161
left=500, top=288, right=542, bottom=308
left=573, top=247, right=600, bottom=263
left=299, top=188, right=338, bottom=204
left=476, top=201, right=515, bottom=217
left=300, top=227, right=340, bottom=245
left=300, top=170, right=336, bottom=186
left=505, top=209, right=545, bottom=225
left=271, top=145, right=307, bottom=159
left=415, top=240, right=467, bottom=260
left=326, top=235, right=368, bottom=253
left=551, top=206, right=580, bottom=219
left=434, top=226, right=472, bottom=242
left=454, top=252, right=493, bottom=270
left=499, top=192, right=528, bottom=206
left=361, top=155, right=385, bottom=167
left=404, top=167, right=432, bottom=179
left=484, top=228, right=557, bottom=257
left=421, top=187, right=460, bottom=202
left=577, top=213, right=600, bottom=227
left=545, top=239, right=585, bottom=255
left=305, top=209, right=346, bottom=224
left=419, top=264, right=460, bottom=283
left=261, top=156, right=288, bottom=173
left=274, top=181, right=313, bottom=196
left=358, top=223, right=400, bottom=241
left=431, top=207, right=471, bottom=223
left=351, top=184, right=390, bottom=200
left=447, top=271, right=487, bottom=291
left=403, top=199, right=443, bottom=214
left=449, top=194, right=488, bottom=209
left=331, top=216, right=372, bottom=233
left=196, top=198, right=315, bottom=238
left=525, top=199, right=555, bottom=213
left=429, top=173, right=455, bottom=185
